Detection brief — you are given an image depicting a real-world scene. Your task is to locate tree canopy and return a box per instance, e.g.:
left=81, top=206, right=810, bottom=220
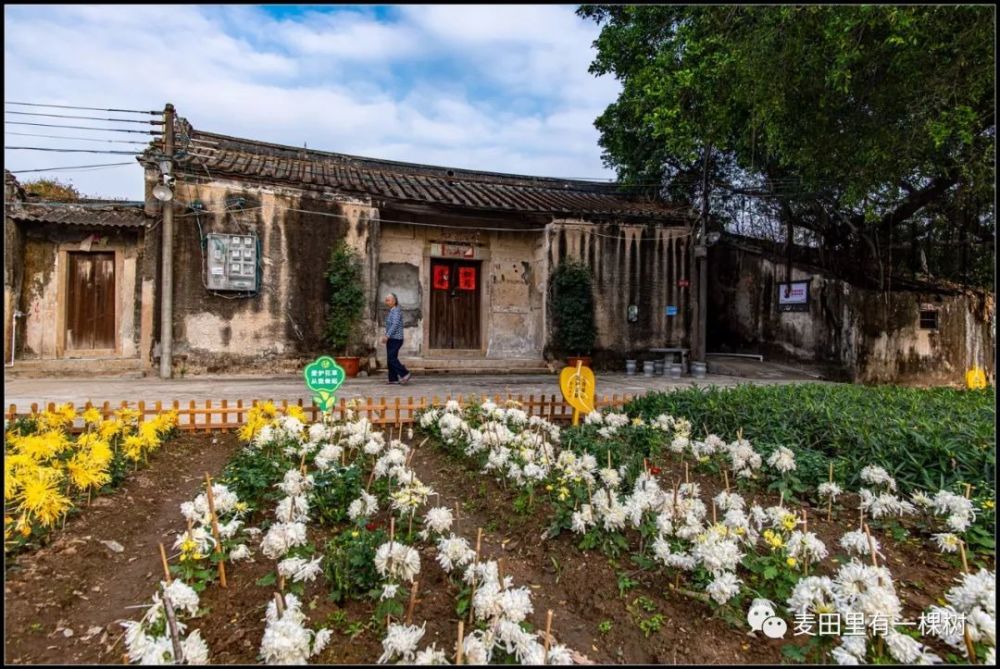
left=578, top=5, right=995, bottom=288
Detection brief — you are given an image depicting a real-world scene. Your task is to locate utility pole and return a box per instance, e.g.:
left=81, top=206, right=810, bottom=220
left=692, top=144, right=712, bottom=364
left=159, top=103, right=175, bottom=379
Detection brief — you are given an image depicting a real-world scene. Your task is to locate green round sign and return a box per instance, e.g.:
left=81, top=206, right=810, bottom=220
left=304, top=356, right=346, bottom=412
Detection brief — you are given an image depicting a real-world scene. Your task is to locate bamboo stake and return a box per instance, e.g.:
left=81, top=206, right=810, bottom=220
left=122, top=653, right=130, bottom=664
left=204, top=474, right=228, bottom=588
left=497, top=558, right=504, bottom=586
left=711, top=500, right=717, bottom=524
left=468, top=528, right=483, bottom=624
left=964, top=483, right=972, bottom=499
left=684, top=462, right=690, bottom=484
left=456, top=621, right=465, bottom=665
left=723, top=469, right=730, bottom=493
left=161, top=588, right=185, bottom=663
left=542, top=610, right=554, bottom=664
left=405, top=580, right=420, bottom=624
left=863, top=524, right=878, bottom=568
left=274, top=592, right=285, bottom=616
left=158, top=543, right=172, bottom=583
left=278, top=574, right=285, bottom=593
left=827, top=463, right=834, bottom=522
left=959, top=540, right=970, bottom=574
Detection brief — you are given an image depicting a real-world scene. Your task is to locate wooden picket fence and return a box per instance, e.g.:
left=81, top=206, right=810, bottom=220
left=4, top=393, right=636, bottom=434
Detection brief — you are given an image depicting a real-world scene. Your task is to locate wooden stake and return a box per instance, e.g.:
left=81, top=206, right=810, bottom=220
left=161, top=588, right=185, bottom=663
left=497, top=558, right=504, bottom=585
left=723, top=469, right=730, bottom=493
left=274, top=592, right=285, bottom=616
left=542, top=610, right=554, bottom=664
left=468, top=528, right=483, bottom=624
left=390, top=516, right=396, bottom=543
left=964, top=483, right=972, bottom=499
left=158, top=543, right=172, bottom=583
left=203, top=474, right=228, bottom=588
left=607, top=450, right=611, bottom=470
left=959, top=540, right=970, bottom=574
left=366, top=466, right=377, bottom=493
left=405, top=580, right=420, bottom=624
left=863, top=524, right=878, bottom=568
left=456, top=620, right=465, bottom=665
left=122, top=653, right=130, bottom=664
left=278, top=574, right=285, bottom=593
left=684, top=462, right=690, bottom=484
left=711, top=500, right=717, bottom=524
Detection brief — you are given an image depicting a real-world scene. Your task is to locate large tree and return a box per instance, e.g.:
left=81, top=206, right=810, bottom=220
left=579, top=5, right=995, bottom=288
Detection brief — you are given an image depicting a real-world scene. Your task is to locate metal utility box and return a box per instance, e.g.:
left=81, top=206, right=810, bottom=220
left=205, top=233, right=258, bottom=292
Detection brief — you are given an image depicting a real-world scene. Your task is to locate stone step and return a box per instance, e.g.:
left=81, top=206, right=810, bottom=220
left=5, top=357, right=145, bottom=379
left=402, top=357, right=553, bottom=375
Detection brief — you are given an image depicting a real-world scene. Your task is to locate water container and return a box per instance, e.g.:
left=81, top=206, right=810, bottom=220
left=691, top=361, right=707, bottom=379
left=670, top=363, right=683, bottom=379
left=625, top=360, right=637, bottom=375
left=653, top=360, right=665, bottom=376
left=643, top=361, right=655, bottom=377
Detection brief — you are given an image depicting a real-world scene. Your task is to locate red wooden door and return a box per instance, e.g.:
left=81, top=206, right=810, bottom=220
left=429, top=259, right=480, bottom=349
left=66, top=252, right=116, bottom=350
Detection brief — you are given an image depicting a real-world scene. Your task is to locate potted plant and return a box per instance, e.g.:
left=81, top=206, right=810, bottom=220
left=550, top=259, right=597, bottom=368
left=324, top=239, right=366, bottom=377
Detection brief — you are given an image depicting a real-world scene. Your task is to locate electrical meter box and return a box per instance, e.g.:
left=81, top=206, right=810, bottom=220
left=205, top=233, right=258, bottom=292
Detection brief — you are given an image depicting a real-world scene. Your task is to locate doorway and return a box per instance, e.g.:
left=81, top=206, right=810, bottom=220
left=65, top=251, right=116, bottom=351
left=429, top=259, right=480, bottom=349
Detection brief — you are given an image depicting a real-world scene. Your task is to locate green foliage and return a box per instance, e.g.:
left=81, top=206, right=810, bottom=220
left=324, top=240, right=366, bottom=355
left=626, top=384, right=996, bottom=493
left=550, top=260, right=596, bottom=357
left=323, top=526, right=387, bottom=603
left=220, top=444, right=294, bottom=511
left=597, top=619, right=613, bottom=635
left=309, top=465, right=362, bottom=525
left=578, top=5, right=995, bottom=287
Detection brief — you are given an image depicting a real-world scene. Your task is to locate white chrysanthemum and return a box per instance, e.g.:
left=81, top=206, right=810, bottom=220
left=933, top=533, right=962, bottom=554
left=173, top=525, right=215, bottom=555
left=571, top=505, right=594, bottom=534
left=787, top=576, right=838, bottom=615
left=714, top=491, right=745, bottom=512
left=583, top=411, right=604, bottom=425
left=546, top=643, right=574, bottom=665
left=435, top=534, right=475, bottom=573
left=818, top=482, right=842, bottom=500
left=669, top=435, right=690, bottom=454
left=179, top=628, right=210, bottom=664
left=462, top=631, right=491, bottom=665
left=706, top=571, right=742, bottom=605
left=787, top=531, right=829, bottom=562
left=499, top=586, right=534, bottom=623
left=599, top=467, right=621, bottom=489
left=312, top=628, right=332, bottom=656
left=839, top=530, right=880, bottom=557
left=422, top=506, right=454, bottom=536
left=692, top=535, right=743, bottom=575
left=347, top=491, right=379, bottom=521
left=275, top=495, right=310, bottom=523
left=374, top=541, right=421, bottom=583
left=379, top=623, right=426, bottom=663
left=162, top=579, right=200, bottom=617
left=884, top=629, right=941, bottom=664
left=229, top=544, right=252, bottom=561
left=278, top=556, right=324, bottom=583
left=260, top=522, right=308, bottom=560
left=380, top=583, right=399, bottom=601
left=413, top=643, right=450, bottom=665
left=860, top=465, right=897, bottom=491
left=831, top=636, right=866, bottom=665
left=259, top=617, right=314, bottom=664
left=277, top=470, right=315, bottom=497
left=767, top=447, right=796, bottom=473
left=313, top=443, right=344, bottom=470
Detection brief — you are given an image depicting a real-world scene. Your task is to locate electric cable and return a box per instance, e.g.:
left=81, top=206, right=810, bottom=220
left=5, top=101, right=159, bottom=114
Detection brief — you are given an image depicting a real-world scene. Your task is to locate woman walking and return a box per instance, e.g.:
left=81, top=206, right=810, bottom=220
left=381, top=293, right=411, bottom=385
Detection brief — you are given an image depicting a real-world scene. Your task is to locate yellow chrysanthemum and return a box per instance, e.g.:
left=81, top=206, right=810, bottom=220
left=122, top=435, right=145, bottom=462
left=115, top=407, right=140, bottom=426
left=285, top=405, right=307, bottom=423
left=99, top=419, right=124, bottom=441
left=763, top=529, right=784, bottom=550
left=15, top=469, right=71, bottom=527
left=139, top=421, right=161, bottom=449
left=15, top=432, right=65, bottom=462
left=786, top=557, right=798, bottom=568
left=82, top=407, right=103, bottom=426
left=66, top=452, right=111, bottom=491
left=780, top=513, right=798, bottom=531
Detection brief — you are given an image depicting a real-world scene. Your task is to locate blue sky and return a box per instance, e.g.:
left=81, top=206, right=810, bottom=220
left=3, top=4, right=621, bottom=199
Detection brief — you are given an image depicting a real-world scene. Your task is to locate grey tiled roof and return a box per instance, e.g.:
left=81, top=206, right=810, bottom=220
left=164, top=128, right=692, bottom=222
left=7, top=201, right=151, bottom=228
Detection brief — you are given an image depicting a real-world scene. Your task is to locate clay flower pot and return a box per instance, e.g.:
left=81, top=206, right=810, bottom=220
left=335, top=356, right=360, bottom=378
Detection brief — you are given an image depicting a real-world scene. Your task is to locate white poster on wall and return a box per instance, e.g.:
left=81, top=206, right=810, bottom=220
left=777, top=280, right=810, bottom=312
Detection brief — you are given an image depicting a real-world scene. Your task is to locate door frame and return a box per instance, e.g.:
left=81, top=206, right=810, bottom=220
left=422, top=240, right=491, bottom=357
left=56, top=245, right=123, bottom=358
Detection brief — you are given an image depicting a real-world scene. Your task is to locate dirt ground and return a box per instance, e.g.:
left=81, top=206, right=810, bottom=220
left=4, top=431, right=990, bottom=664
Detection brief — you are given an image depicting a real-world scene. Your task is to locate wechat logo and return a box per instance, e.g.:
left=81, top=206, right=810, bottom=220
left=747, top=598, right=787, bottom=639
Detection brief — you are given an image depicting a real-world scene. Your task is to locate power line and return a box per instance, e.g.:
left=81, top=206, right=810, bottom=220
left=5, top=100, right=158, bottom=115
left=3, top=131, right=153, bottom=145
left=5, top=146, right=143, bottom=155
left=5, top=121, right=162, bottom=134
left=5, top=110, right=163, bottom=125
left=8, top=162, right=136, bottom=174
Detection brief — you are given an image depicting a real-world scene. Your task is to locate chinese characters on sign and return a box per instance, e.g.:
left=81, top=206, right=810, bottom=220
left=303, top=356, right=346, bottom=412
left=457, top=267, right=476, bottom=291
left=777, top=280, right=810, bottom=312
left=433, top=265, right=450, bottom=290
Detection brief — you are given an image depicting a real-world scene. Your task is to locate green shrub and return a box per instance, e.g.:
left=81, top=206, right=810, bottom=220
left=324, top=240, right=366, bottom=355
left=625, top=384, right=996, bottom=493
left=550, top=259, right=596, bottom=356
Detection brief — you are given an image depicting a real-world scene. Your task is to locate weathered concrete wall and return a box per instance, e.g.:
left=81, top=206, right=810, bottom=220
left=166, top=178, right=378, bottom=373
left=708, top=243, right=997, bottom=385
left=547, top=221, right=691, bottom=366
left=374, top=222, right=546, bottom=366
left=4, top=218, right=26, bottom=363
left=17, top=224, right=144, bottom=361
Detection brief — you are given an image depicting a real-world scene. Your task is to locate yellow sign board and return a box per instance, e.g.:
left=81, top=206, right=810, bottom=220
left=966, top=367, right=987, bottom=390
left=560, top=361, right=596, bottom=425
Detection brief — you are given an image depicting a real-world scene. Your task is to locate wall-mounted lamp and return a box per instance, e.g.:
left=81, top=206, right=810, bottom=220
left=158, top=159, right=172, bottom=176
left=706, top=231, right=722, bottom=246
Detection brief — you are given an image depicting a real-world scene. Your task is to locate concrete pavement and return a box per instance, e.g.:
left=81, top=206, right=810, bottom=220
left=4, top=360, right=826, bottom=409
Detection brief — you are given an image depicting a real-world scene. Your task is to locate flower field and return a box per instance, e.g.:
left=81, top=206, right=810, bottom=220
left=4, top=386, right=996, bottom=665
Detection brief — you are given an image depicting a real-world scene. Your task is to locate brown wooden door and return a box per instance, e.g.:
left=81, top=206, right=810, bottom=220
left=66, top=252, right=116, bottom=350
left=429, top=259, right=480, bottom=349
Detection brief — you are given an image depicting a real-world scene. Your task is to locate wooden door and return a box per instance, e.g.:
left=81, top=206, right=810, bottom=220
left=66, top=252, right=116, bottom=350
left=429, top=259, right=480, bottom=349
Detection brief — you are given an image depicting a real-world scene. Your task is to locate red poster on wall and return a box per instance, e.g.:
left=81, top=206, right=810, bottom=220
left=433, top=265, right=450, bottom=290
left=458, top=267, right=476, bottom=291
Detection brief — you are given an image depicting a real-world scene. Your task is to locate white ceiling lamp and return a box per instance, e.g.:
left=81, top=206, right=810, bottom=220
left=153, top=173, right=173, bottom=202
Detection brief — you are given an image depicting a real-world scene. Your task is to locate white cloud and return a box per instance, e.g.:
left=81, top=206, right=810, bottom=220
left=4, top=5, right=619, bottom=199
